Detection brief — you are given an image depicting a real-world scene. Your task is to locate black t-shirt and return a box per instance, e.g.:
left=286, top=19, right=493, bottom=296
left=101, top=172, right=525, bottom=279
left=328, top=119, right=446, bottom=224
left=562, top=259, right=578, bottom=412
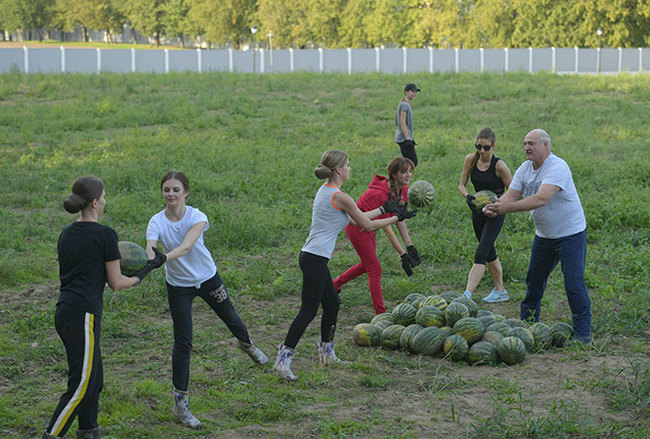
left=57, top=221, right=121, bottom=315
left=470, top=155, right=506, bottom=196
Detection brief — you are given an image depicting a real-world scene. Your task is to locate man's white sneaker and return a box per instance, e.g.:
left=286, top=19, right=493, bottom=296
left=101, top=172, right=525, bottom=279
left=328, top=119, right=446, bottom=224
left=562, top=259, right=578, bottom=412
left=482, top=288, right=510, bottom=303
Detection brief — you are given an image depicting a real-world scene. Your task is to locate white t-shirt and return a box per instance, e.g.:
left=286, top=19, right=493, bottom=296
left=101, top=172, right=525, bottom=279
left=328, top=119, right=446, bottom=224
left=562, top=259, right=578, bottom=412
left=510, top=153, right=586, bottom=239
left=146, top=206, right=217, bottom=287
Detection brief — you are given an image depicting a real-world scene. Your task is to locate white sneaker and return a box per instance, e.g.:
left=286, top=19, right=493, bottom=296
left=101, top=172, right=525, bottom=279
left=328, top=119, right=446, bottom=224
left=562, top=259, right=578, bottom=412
left=482, top=288, right=510, bottom=303
left=238, top=340, right=269, bottom=365
left=173, top=391, right=202, bottom=429
left=316, top=342, right=351, bottom=365
left=273, top=344, right=297, bottom=381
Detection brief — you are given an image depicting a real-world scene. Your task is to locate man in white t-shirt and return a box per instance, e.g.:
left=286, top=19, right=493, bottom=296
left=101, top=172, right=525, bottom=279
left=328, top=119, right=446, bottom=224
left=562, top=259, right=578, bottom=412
left=484, top=129, right=591, bottom=344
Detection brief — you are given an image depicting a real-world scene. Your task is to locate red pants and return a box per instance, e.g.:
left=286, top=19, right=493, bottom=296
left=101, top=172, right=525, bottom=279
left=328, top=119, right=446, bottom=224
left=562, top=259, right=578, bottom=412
left=333, top=225, right=385, bottom=314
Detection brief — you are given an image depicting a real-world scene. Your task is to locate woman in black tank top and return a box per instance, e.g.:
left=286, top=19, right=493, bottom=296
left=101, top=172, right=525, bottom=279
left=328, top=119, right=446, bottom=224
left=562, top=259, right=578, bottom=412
left=458, top=128, right=512, bottom=303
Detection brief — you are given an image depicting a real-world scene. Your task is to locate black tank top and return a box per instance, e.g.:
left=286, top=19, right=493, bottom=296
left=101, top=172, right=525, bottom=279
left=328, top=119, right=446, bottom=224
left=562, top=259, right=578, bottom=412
left=470, top=155, right=505, bottom=196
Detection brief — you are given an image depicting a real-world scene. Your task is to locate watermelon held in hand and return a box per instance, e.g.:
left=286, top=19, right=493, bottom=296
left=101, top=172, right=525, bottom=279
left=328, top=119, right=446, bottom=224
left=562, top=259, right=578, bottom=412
left=118, top=241, right=148, bottom=276
left=407, top=180, right=435, bottom=208
left=352, top=323, right=382, bottom=347
left=471, top=190, right=498, bottom=211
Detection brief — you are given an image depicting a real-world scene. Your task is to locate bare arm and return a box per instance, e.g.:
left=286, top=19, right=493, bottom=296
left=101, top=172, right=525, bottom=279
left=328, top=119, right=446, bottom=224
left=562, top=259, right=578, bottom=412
left=383, top=225, right=405, bottom=255
left=400, top=110, right=410, bottom=140
left=335, top=192, right=398, bottom=231
left=145, top=222, right=206, bottom=262
left=458, top=154, right=475, bottom=197
left=485, top=184, right=559, bottom=216
left=105, top=259, right=140, bottom=291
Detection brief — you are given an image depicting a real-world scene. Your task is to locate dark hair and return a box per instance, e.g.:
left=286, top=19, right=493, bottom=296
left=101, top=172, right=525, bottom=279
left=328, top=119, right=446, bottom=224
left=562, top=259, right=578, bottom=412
left=470, top=127, right=497, bottom=171
left=387, top=157, right=414, bottom=200
left=161, top=170, right=190, bottom=192
left=314, top=150, right=348, bottom=180
left=63, top=176, right=104, bottom=214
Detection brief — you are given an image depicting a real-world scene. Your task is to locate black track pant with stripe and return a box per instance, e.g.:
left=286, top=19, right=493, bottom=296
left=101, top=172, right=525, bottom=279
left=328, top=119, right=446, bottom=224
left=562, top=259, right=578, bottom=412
left=45, top=302, right=103, bottom=437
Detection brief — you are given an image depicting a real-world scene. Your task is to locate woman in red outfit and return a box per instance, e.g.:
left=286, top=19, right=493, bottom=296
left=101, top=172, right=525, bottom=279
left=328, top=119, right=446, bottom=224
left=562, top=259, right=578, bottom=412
left=333, top=157, right=420, bottom=314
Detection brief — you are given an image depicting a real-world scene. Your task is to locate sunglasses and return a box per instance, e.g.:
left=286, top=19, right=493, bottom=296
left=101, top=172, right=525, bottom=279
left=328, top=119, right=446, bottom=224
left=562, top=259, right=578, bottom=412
left=475, top=143, right=492, bottom=151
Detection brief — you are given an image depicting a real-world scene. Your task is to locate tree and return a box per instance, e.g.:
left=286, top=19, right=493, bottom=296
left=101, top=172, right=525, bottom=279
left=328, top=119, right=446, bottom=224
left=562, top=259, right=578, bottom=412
left=256, top=0, right=302, bottom=48
left=163, top=0, right=191, bottom=47
left=122, top=0, right=167, bottom=46
left=413, top=0, right=472, bottom=48
left=1, top=0, right=55, bottom=41
left=188, top=0, right=257, bottom=48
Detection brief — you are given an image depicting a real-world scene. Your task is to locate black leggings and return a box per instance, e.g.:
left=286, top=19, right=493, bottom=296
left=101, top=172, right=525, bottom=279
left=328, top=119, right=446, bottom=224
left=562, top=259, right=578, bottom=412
left=167, top=273, right=251, bottom=391
left=472, top=211, right=505, bottom=264
left=283, top=252, right=341, bottom=349
left=398, top=140, right=418, bottom=167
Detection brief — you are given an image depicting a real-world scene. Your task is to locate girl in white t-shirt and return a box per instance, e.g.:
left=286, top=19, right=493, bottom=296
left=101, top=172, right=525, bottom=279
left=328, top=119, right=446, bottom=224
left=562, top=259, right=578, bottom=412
left=145, top=170, right=267, bottom=429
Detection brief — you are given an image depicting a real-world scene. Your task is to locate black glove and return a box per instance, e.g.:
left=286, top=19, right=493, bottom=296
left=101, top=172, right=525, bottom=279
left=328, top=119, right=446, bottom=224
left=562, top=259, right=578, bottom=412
left=381, top=197, right=401, bottom=214
left=149, top=247, right=167, bottom=269
left=466, top=194, right=476, bottom=211
left=406, top=245, right=421, bottom=266
left=133, top=262, right=155, bottom=285
left=400, top=253, right=413, bottom=276
left=396, top=206, right=417, bottom=221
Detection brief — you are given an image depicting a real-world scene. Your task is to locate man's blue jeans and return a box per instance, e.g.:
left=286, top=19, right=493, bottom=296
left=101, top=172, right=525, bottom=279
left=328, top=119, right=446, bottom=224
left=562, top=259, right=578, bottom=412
left=521, top=229, right=591, bottom=339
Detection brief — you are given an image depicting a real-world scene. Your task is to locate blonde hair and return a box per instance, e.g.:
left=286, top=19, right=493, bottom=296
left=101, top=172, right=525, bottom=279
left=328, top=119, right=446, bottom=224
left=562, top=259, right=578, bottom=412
left=314, top=149, right=348, bottom=180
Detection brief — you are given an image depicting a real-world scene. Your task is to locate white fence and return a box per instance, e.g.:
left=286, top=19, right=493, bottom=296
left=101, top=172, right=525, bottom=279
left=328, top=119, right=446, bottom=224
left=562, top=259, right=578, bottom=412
left=1, top=46, right=648, bottom=74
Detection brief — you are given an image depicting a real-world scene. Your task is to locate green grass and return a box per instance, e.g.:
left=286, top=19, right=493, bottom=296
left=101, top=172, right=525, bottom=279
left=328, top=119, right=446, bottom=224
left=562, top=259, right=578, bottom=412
left=0, top=71, right=648, bottom=438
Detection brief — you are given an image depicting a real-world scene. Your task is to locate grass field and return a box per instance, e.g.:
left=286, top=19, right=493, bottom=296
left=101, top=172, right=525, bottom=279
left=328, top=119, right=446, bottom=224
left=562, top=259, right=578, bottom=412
left=0, top=71, right=648, bottom=438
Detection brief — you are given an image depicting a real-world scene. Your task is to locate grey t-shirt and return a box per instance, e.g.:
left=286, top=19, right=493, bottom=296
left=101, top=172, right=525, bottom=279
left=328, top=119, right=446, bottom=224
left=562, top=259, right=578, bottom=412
left=394, top=100, right=413, bottom=143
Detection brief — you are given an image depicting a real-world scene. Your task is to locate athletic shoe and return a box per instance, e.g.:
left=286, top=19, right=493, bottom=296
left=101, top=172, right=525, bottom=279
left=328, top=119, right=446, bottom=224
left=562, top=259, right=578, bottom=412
left=316, top=341, right=351, bottom=365
left=463, top=290, right=472, bottom=299
left=173, top=391, right=202, bottom=429
left=238, top=340, right=269, bottom=365
left=482, top=288, right=510, bottom=303
left=273, top=344, right=297, bottom=381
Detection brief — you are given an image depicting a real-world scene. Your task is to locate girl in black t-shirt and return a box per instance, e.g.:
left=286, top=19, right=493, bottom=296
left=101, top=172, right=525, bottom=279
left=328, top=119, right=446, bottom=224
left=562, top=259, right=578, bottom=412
left=42, top=176, right=164, bottom=439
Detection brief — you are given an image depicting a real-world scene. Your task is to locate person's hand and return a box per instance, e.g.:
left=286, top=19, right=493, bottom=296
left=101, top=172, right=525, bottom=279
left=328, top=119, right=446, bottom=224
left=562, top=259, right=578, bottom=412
left=133, top=263, right=154, bottom=285
left=380, top=197, right=401, bottom=214
left=466, top=194, right=476, bottom=211
left=400, top=253, right=413, bottom=276
left=149, top=247, right=167, bottom=269
left=483, top=205, right=497, bottom=218
left=396, top=205, right=417, bottom=221
left=406, top=245, right=421, bottom=266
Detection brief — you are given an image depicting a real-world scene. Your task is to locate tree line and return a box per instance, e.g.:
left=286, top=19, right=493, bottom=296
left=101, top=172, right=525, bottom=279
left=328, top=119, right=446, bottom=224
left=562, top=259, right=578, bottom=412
left=1, top=0, right=649, bottom=49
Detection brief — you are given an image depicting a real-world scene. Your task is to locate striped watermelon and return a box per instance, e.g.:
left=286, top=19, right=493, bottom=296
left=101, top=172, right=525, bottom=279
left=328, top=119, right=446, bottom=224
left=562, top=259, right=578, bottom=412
left=399, top=324, right=424, bottom=352
left=411, top=296, right=426, bottom=309
left=421, top=295, right=448, bottom=311
left=407, top=180, right=435, bottom=207
left=451, top=296, right=478, bottom=317
left=476, top=309, right=494, bottom=318
left=478, top=314, right=498, bottom=330
left=471, top=190, right=497, bottom=211
left=445, top=302, right=470, bottom=327
left=415, top=305, right=446, bottom=328
left=550, top=322, right=574, bottom=347
left=505, top=318, right=527, bottom=329
left=508, top=327, right=535, bottom=351
left=118, top=241, right=148, bottom=276
left=439, top=326, right=454, bottom=340
left=443, top=335, right=469, bottom=362
left=468, top=341, right=497, bottom=365
left=392, top=303, right=417, bottom=326
left=371, top=312, right=393, bottom=325
left=373, top=320, right=394, bottom=332
left=492, top=314, right=506, bottom=322
left=380, top=324, right=406, bottom=350
left=496, top=336, right=527, bottom=365
left=529, top=322, right=552, bottom=351
left=453, top=317, right=484, bottom=345
left=486, top=322, right=511, bottom=337
left=404, top=292, right=426, bottom=306
left=352, top=323, right=381, bottom=347
left=482, top=330, right=504, bottom=346
left=440, top=290, right=463, bottom=302
left=411, top=326, right=446, bottom=356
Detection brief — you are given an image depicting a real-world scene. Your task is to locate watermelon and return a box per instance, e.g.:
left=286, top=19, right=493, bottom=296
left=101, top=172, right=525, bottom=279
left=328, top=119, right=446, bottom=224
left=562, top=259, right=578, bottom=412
left=476, top=309, right=494, bottom=318
left=392, top=303, right=417, bottom=326
left=421, top=295, right=448, bottom=311
left=492, top=313, right=506, bottom=322
left=380, top=324, right=406, bottom=350
left=118, top=241, right=148, bottom=276
left=529, top=322, right=552, bottom=351
left=468, top=341, right=497, bottom=365
left=439, top=326, right=454, bottom=339
left=415, top=305, right=446, bottom=328
left=352, top=323, right=381, bottom=347
left=508, top=327, right=535, bottom=352
left=505, top=318, right=528, bottom=329
left=478, top=314, right=498, bottom=330
left=404, top=292, right=426, bottom=306
left=482, top=330, right=504, bottom=346
left=371, top=313, right=394, bottom=325
left=451, top=296, right=478, bottom=317
left=471, top=190, right=497, bottom=211
left=443, top=335, right=469, bottom=362
left=407, top=180, right=435, bottom=208
left=373, top=320, right=394, bottom=332
left=445, top=302, right=470, bottom=327
left=496, top=336, right=527, bottom=365
left=411, top=326, right=446, bottom=356
left=399, top=324, right=424, bottom=352
left=411, top=296, right=426, bottom=309
left=453, top=317, right=484, bottom=345
left=550, top=322, right=574, bottom=347
left=440, top=290, right=463, bottom=302
left=486, top=322, right=511, bottom=337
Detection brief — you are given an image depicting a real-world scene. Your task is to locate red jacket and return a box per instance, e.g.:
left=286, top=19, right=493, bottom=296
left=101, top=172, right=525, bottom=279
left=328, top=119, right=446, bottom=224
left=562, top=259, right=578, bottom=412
left=356, top=175, right=409, bottom=220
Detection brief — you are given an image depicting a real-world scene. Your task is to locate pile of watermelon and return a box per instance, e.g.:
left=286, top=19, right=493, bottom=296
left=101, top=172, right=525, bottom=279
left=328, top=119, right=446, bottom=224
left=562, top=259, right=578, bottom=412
left=352, top=290, right=575, bottom=366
